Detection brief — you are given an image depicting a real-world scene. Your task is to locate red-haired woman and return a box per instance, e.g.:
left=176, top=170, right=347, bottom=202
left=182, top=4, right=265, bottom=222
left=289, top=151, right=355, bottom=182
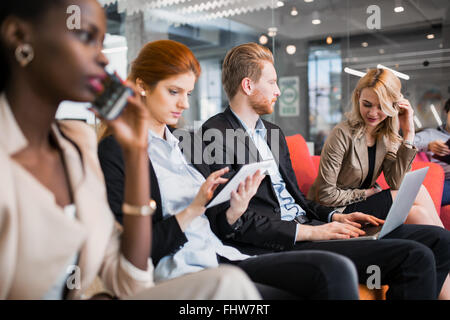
left=98, top=40, right=360, bottom=299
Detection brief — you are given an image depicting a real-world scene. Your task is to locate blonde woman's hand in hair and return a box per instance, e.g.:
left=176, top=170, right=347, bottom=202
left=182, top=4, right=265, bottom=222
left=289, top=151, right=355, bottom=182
left=396, top=98, right=415, bottom=140
left=176, top=167, right=230, bottom=231
left=428, top=140, right=450, bottom=157
left=226, top=170, right=266, bottom=225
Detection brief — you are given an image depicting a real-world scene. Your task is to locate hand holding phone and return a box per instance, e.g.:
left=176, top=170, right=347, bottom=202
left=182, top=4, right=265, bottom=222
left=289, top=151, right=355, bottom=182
left=90, top=71, right=150, bottom=151
left=91, top=71, right=133, bottom=120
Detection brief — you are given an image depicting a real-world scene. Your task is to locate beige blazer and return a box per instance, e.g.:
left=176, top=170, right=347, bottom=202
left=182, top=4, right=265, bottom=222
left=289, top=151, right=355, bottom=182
left=307, top=121, right=417, bottom=209
left=0, top=94, right=154, bottom=299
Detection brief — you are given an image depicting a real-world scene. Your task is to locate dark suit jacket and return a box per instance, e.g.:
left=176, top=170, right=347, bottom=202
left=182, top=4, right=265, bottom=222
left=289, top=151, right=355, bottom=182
left=201, top=107, right=334, bottom=251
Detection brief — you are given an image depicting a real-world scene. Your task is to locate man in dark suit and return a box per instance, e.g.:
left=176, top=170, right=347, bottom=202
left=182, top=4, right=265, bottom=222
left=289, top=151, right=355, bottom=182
left=200, top=42, right=450, bottom=299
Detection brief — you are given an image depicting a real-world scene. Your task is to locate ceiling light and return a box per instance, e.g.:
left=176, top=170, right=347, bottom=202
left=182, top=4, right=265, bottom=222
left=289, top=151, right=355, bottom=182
left=379, top=48, right=385, bottom=54
left=377, top=64, right=410, bottom=80
left=430, top=104, right=443, bottom=126
left=394, top=0, right=404, bottom=13
left=276, top=1, right=284, bottom=8
left=413, top=116, right=422, bottom=129
left=427, top=34, right=435, bottom=39
left=304, top=0, right=314, bottom=2
left=326, top=36, right=333, bottom=45
left=312, top=11, right=321, bottom=25
left=259, top=34, right=269, bottom=45
left=268, top=27, right=278, bottom=37
left=290, top=7, right=298, bottom=16
left=286, top=45, right=296, bottom=55
left=344, top=67, right=366, bottom=77
left=361, top=42, right=368, bottom=47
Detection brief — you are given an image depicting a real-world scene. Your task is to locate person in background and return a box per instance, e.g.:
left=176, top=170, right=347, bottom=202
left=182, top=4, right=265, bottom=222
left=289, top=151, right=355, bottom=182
left=0, top=0, right=261, bottom=300
left=98, top=39, right=360, bottom=300
left=414, top=98, right=450, bottom=205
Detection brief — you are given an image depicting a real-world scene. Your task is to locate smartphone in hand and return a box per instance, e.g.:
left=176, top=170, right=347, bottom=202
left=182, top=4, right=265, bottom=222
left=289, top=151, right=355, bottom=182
left=91, top=71, right=133, bottom=120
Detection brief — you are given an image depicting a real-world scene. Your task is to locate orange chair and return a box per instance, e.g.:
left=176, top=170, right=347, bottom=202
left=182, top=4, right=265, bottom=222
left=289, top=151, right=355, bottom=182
left=285, top=134, right=448, bottom=300
left=409, top=152, right=450, bottom=229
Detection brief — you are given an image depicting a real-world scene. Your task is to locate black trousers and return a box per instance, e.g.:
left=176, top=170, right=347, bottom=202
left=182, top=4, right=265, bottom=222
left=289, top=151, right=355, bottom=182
left=219, top=250, right=359, bottom=300
left=291, top=223, right=450, bottom=299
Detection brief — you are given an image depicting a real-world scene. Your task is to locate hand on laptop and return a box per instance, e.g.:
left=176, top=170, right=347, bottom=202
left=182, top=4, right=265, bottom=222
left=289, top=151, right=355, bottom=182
left=296, top=222, right=366, bottom=241
left=332, top=212, right=385, bottom=229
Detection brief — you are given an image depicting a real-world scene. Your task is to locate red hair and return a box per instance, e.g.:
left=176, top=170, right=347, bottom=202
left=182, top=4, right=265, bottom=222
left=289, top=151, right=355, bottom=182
left=98, top=40, right=201, bottom=141
left=128, top=40, right=201, bottom=88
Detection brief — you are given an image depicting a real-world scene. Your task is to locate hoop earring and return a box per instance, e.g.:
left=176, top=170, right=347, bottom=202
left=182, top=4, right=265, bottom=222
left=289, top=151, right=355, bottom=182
left=15, top=44, right=34, bottom=67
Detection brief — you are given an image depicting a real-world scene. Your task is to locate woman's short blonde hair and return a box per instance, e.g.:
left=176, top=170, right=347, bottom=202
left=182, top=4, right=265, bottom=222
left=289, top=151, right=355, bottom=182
left=347, top=68, right=403, bottom=146
left=222, top=42, right=274, bottom=100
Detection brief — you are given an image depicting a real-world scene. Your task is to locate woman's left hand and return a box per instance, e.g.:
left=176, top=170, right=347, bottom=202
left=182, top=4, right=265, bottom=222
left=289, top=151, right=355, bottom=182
left=396, top=98, right=415, bottom=137
left=226, top=170, right=265, bottom=225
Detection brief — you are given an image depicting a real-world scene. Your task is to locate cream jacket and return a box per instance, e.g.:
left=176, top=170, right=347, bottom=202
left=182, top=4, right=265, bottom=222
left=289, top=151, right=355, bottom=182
left=307, top=120, right=417, bottom=209
left=0, top=94, right=154, bottom=299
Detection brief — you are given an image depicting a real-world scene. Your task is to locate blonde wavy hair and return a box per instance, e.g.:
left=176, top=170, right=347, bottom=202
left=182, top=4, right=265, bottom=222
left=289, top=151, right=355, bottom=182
left=346, top=68, right=403, bottom=147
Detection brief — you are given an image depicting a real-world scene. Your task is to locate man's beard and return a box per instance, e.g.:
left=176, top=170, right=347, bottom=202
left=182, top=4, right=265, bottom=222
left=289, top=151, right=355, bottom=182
left=249, top=89, right=275, bottom=115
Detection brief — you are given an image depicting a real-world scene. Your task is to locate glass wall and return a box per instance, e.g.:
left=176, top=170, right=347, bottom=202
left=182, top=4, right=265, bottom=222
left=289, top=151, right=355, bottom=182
left=58, top=0, right=450, bottom=154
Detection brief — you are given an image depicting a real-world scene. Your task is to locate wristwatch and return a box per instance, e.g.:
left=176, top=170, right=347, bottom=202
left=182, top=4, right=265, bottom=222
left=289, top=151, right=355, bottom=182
left=403, top=139, right=414, bottom=147
left=122, top=199, right=157, bottom=216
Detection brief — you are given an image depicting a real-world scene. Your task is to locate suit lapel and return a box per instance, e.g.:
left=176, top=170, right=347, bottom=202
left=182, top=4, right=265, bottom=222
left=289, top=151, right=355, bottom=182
left=372, top=134, right=387, bottom=185
left=224, top=107, right=260, bottom=163
left=354, top=134, right=369, bottom=185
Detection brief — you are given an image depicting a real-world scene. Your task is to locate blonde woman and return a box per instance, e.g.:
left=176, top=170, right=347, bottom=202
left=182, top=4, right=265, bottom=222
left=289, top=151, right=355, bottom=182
left=307, top=68, right=449, bottom=299
left=308, top=68, right=443, bottom=227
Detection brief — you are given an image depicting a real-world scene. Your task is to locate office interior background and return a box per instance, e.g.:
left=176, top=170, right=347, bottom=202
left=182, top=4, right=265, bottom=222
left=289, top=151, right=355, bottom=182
left=57, top=0, right=450, bottom=155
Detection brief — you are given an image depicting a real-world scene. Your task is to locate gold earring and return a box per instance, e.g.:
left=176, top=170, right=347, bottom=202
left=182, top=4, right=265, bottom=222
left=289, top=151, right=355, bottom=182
left=15, top=44, right=34, bottom=67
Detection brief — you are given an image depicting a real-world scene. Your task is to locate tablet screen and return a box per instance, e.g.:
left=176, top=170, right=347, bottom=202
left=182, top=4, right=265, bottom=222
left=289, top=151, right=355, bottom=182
left=205, top=160, right=273, bottom=208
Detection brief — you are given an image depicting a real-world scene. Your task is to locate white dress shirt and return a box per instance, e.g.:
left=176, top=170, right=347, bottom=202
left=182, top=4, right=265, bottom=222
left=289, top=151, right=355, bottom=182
left=148, top=127, right=250, bottom=283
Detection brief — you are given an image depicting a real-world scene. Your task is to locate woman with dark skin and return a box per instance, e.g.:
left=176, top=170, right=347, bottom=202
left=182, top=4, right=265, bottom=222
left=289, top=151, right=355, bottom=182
left=0, top=0, right=260, bottom=300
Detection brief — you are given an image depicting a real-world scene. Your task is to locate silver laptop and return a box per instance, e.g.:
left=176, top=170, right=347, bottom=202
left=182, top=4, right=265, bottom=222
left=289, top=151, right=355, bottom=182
left=318, top=167, right=429, bottom=241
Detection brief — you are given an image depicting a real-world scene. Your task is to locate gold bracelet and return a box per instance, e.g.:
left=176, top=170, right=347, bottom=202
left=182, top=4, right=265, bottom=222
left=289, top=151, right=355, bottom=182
left=122, top=200, right=157, bottom=216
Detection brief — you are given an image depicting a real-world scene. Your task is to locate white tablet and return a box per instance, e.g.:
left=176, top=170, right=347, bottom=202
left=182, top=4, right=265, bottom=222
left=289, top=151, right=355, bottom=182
left=206, top=160, right=273, bottom=209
